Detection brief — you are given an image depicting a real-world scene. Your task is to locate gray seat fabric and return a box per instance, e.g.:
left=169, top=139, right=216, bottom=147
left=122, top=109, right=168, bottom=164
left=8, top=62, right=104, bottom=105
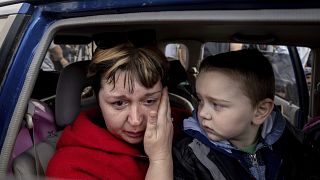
left=167, top=59, right=197, bottom=106
left=13, top=132, right=61, bottom=179
left=169, top=93, right=194, bottom=112
left=55, top=60, right=92, bottom=127
left=13, top=61, right=91, bottom=178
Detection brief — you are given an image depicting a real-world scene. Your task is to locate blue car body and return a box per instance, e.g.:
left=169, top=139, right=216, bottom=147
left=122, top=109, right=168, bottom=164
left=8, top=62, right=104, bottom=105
left=1, top=0, right=320, bottom=178
left=1, top=0, right=317, bottom=150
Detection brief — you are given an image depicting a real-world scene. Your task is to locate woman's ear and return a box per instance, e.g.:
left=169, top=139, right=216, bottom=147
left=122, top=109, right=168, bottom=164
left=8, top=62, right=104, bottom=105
left=252, top=98, right=274, bottom=125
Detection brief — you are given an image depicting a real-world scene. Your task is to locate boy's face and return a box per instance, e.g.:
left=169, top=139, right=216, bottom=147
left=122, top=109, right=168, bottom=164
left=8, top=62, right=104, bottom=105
left=196, top=70, right=258, bottom=147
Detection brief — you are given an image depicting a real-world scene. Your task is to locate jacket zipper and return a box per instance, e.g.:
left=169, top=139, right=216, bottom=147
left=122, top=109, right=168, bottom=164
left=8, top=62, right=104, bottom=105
left=249, top=153, right=264, bottom=180
left=250, top=154, right=258, bottom=166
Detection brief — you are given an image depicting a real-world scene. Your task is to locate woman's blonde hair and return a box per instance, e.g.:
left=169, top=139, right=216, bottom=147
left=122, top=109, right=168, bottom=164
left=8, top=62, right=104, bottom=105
left=88, top=42, right=169, bottom=94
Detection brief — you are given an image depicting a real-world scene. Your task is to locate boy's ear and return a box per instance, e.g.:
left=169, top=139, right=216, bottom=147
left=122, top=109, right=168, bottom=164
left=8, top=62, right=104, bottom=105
left=252, top=98, right=274, bottom=125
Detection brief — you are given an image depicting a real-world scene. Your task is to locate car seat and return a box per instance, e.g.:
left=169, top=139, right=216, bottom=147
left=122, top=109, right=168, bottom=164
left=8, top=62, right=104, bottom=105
left=303, top=116, right=320, bottom=153
left=12, top=60, right=91, bottom=179
left=8, top=99, right=56, bottom=176
left=12, top=60, right=193, bottom=179
left=167, top=59, right=197, bottom=106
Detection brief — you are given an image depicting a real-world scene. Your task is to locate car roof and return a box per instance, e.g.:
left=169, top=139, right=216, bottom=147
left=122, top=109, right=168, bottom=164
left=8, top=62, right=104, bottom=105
left=1, top=0, right=313, bottom=47
left=52, top=8, right=320, bottom=47
left=2, top=0, right=320, bottom=10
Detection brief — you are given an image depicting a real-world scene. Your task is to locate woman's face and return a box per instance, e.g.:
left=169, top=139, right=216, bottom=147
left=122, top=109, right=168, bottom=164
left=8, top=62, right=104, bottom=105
left=98, top=71, right=163, bottom=144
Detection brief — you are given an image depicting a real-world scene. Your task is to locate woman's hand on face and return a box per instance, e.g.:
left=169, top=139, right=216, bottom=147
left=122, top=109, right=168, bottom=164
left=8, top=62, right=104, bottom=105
left=144, top=88, right=174, bottom=180
left=144, top=87, right=173, bottom=162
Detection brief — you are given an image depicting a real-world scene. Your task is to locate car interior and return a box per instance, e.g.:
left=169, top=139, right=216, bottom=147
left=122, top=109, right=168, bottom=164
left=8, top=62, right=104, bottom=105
left=2, top=8, right=320, bottom=178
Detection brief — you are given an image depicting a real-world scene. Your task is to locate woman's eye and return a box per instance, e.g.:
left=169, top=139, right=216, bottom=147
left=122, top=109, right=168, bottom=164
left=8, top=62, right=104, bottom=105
left=144, top=99, right=157, bottom=106
left=111, top=101, right=127, bottom=109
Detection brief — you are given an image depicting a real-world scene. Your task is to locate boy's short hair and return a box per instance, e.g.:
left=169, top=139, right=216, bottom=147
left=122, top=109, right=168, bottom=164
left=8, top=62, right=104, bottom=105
left=199, top=49, right=275, bottom=107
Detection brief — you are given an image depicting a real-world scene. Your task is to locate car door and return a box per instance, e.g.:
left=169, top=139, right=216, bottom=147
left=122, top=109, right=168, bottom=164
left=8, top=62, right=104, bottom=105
left=0, top=2, right=32, bottom=155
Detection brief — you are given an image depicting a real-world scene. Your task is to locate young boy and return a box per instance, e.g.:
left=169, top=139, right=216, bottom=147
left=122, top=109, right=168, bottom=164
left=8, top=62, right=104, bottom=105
left=173, top=49, right=310, bottom=180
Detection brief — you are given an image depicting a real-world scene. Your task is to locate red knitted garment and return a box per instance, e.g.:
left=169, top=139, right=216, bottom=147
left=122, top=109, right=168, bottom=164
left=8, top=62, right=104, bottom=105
left=46, top=111, right=148, bottom=180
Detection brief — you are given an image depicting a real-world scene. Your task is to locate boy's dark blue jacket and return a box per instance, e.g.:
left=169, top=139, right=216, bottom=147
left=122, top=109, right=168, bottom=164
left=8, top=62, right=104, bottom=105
left=173, top=108, right=319, bottom=180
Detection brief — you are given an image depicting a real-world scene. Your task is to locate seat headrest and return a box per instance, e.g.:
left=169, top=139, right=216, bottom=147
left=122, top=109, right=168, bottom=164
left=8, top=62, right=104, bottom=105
left=55, top=60, right=91, bottom=127
left=167, top=59, right=188, bottom=88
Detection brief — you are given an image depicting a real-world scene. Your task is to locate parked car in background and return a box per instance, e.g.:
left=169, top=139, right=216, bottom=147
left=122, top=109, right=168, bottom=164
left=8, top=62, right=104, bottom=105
left=0, top=0, right=320, bottom=179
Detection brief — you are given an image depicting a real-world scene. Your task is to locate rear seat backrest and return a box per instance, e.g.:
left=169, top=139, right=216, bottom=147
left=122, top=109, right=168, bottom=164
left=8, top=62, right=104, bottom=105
left=167, top=59, right=197, bottom=106
left=9, top=99, right=56, bottom=176
left=12, top=99, right=55, bottom=160
left=13, top=61, right=91, bottom=178
left=13, top=132, right=62, bottom=179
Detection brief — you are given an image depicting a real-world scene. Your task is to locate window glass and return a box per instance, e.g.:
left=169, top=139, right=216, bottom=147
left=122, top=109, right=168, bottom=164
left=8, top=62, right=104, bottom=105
left=0, top=16, right=9, bottom=50
left=202, top=42, right=243, bottom=58
left=0, top=15, right=21, bottom=88
left=0, top=17, right=8, bottom=34
left=258, top=45, right=298, bottom=105
left=298, top=47, right=312, bottom=91
left=41, top=42, right=93, bottom=72
left=165, top=43, right=188, bottom=70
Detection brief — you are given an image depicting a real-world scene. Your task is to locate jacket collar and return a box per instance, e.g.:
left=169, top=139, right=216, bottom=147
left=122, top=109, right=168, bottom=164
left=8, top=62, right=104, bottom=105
left=183, top=107, right=286, bottom=153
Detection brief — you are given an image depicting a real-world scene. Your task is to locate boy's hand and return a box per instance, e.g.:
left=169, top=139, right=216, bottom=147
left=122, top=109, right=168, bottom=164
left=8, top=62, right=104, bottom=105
left=144, top=87, right=173, bottom=162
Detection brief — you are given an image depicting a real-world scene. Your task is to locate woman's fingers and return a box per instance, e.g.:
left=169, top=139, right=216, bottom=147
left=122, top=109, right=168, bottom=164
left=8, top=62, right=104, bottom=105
left=157, top=87, right=169, bottom=127
left=166, top=90, right=171, bottom=123
left=145, top=111, right=157, bottom=139
left=144, top=87, right=173, bottom=161
left=145, top=88, right=169, bottom=140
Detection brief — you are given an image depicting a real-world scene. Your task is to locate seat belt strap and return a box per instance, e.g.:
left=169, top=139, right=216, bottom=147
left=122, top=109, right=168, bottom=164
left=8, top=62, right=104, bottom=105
left=25, top=102, right=45, bottom=177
